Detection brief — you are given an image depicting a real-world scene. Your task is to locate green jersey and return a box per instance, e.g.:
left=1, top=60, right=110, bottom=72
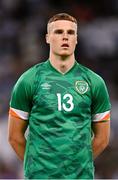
left=10, top=60, right=111, bottom=179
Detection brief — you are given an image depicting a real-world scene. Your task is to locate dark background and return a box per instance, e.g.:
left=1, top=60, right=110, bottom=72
left=0, top=0, right=118, bottom=178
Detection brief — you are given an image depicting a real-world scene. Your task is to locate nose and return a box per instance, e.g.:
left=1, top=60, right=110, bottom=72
left=62, top=32, right=68, bottom=40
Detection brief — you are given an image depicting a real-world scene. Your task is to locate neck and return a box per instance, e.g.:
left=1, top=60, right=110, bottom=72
left=49, top=54, right=75, bottom=73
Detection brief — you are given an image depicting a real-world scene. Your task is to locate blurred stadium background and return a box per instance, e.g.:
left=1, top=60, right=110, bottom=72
left=0, top=0, right=118, bottom=178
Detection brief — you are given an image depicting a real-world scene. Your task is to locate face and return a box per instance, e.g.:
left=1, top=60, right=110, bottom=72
left=46, top=20, right=77, bottom=57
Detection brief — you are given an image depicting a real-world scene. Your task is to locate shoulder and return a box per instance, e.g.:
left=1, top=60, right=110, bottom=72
left=11, top=61, right=48, bottom=99
left=16, top=61, right=46, bottom=85
left=78, top=63, right=105, bottom=85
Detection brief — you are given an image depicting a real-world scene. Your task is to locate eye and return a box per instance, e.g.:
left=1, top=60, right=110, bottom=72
left=68, top=30, right=75, bottom=35
left=54, top=29, right=63, bottom=34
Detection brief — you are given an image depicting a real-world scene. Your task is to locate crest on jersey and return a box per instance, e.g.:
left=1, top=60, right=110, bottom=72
left=75, top=81, right=88, bottom=94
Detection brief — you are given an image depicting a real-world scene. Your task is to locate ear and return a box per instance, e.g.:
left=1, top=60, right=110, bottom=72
left=76, top=39, right=78, bottom=45
left=46, top=34, right=50, bottom=44
left=76, top=35, right=78, bottom=44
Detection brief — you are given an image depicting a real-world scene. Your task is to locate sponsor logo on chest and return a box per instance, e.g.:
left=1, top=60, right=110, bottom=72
left=41, top=83, right=51, bottom=90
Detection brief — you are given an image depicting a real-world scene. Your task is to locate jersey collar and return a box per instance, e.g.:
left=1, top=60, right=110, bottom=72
left=46, top=59, right=78, bottom=76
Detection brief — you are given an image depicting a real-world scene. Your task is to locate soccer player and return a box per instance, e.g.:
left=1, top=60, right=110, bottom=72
left=8, top=13, right=111, bottom=179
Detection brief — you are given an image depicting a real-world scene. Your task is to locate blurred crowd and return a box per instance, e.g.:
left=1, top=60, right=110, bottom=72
left=0, top=0, right=118, bottom=178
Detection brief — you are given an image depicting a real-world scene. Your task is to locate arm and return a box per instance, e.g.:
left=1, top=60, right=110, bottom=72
left=8, top=114, right=28, bottom=161
left=92, top=120, right=110, bottom=159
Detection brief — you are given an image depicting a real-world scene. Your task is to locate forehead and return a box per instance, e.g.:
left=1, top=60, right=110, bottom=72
left=48, top=20, right=77, bottom=33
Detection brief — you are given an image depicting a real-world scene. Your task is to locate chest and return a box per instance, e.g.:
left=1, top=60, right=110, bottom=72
left=33, top=74, right=92, bottom=114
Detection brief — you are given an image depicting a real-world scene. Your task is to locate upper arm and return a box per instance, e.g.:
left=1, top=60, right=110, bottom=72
left=92, top=121, right=110, bottom=140
left=8, top=69, right=35, bottom=139
left=92, top=120, right=110, bottom=159
left=91, top=76, right=111, bottom=141
left=8, top=114, right=28, bottom=141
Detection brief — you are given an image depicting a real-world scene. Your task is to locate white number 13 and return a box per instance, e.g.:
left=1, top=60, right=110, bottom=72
left=57, top=93, right=74, bottom=112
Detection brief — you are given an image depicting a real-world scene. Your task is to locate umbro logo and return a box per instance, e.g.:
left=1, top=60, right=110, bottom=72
left=41, top=83, right=51, bottom=89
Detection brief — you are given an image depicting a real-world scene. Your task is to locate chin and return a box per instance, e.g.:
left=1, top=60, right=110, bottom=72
left=60, top=52, right=70, bottom=57
left=55, top=51, right=72, bottom=58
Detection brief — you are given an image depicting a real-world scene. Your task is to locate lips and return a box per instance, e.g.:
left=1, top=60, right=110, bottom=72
left=61, top=44, right=69, bottom=47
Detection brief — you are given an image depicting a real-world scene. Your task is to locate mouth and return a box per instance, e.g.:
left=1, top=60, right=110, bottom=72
left=61, top=44, right=69, bottom=48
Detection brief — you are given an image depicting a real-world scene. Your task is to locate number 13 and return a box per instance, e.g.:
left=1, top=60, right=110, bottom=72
left=57, top=93, right=74, bottom=112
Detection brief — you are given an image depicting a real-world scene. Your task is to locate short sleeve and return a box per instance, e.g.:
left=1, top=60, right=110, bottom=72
left=91, top=76, right=111, bottom=115
left=9, top=67, right=36, bottom=119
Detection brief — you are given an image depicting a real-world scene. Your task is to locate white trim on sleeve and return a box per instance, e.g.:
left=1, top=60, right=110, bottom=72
left=92, top=110, right=110, bottom=122
left=10, top=107, right=29, bottom=120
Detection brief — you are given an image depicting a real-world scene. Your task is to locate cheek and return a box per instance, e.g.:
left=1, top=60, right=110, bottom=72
left=50, top=38, right=60, bottom=48
left=49, top=40, right=59, bottom=52
left=71, top=39, right=77, bottom=47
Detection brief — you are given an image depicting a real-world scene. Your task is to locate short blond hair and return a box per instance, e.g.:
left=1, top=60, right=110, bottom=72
left=48, top=13, right=77, bottom=25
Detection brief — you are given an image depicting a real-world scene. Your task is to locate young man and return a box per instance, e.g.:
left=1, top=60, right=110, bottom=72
left=8, top=13, right=111, bottom=179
